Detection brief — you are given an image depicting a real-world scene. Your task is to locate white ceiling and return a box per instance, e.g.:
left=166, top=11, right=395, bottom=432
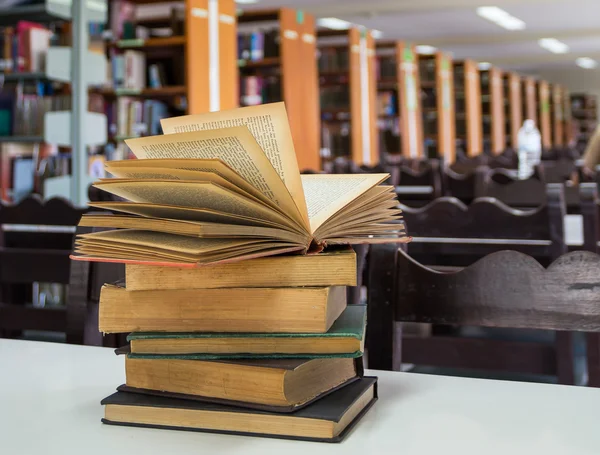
left=241, top=0, right=600, bottom=78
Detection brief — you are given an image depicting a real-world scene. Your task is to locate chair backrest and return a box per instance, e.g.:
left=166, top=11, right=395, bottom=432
left=393, top=247, right=600, bottom=331
left=401, top=184, right=566, bottom=266
left=442, top=166, right=487, bottom=203
left=581, top=183, right=600, bottom=254
left=365, top=243, right=600, bottom=369
left=479, top=167, right=546, bottom=208
left=0, top=196, right=87, bottom=285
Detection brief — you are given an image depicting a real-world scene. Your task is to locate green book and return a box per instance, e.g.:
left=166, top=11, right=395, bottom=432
left=127, top=304, right=366, bottom=359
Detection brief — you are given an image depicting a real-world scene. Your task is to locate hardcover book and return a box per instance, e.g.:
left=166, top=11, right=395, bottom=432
left=101, top=376, right=378, bottom=442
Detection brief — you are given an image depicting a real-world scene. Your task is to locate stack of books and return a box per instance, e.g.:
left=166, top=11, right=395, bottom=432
left=99, top=250, right=377, bottom=442
left=74, top=102, right=409, bottom=442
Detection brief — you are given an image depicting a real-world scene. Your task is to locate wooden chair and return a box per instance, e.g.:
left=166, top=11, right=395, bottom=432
left=67, top=226, right=126, bottom=347
left=442, top=166, right=487, bottom=204
left=391, top=159, right=442, bottom=207
left=478, top=167, right=547, bottom=208
left=0, top=196, right=87, bottom=342
left=401, top=183, right=567, bottom=268
left=366, top=244, right=600, bottom=386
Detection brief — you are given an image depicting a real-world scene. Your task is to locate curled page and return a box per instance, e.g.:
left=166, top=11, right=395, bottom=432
left=124, top=126, right=306, bottom=230
left=160, top=103, right=309, bottom=228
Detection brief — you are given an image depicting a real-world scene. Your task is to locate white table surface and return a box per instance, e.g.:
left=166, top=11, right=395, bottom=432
left=2, top=339, right=600, bottom=455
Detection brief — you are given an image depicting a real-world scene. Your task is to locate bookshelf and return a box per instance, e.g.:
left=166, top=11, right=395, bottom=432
left=522, top=77, right=537, bottom=124
left=551, top=84, right=564, bottom=147
left=453, top=59, right=482, bottom=157
left=503, top=72, right=522, bottom=149
left=537, top=80, right=552, bottom=148
left=571, top=93, right=598, bottom=145
left=480, top=66, right=505, bottom=155
left=376, top=41, right=424, bottom=159
left=562, top=88, right=572, bottom=145
left=238, top=8, right=319, bottom=170
left=318, top=27, right=378, bottom=166
left=418, top=51, right=455, bottom=162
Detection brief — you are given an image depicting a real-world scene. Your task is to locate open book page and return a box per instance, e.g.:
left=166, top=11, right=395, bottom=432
left=93, top=180, right=301, bottom=231
left=301, top=174, right=389, bottom=234
left=124, top=126, right=307, bottom=230
left=78, top=214, right=308, bottom=244
left=88, top=202, right=293, bottom=230
left=103, top=166, right=284, bottom=214
left=160, top=103, right=309, bottom=227
left=105, top=159, right=277, bottom=211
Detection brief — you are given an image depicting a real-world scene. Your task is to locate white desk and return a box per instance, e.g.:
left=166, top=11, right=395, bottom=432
left=2, top=339, right=599, bottom=455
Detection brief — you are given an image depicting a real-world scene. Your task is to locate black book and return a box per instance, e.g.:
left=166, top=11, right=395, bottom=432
left=101, top=376, right=378, bottom=443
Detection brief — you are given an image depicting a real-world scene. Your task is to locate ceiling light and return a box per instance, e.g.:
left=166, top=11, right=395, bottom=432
left=371, top=29, right=384, bottom=39
left=476, top=6, right=526, bottom=31
left=317, top=17, right=352, bottom=30
left=235, top=0, right=260, bottom=4
left=576, top=57, right=598, bottom=69
left=538, top=38, right=569, bottom=54
left=478, top=62, right=492, bottom=70
left=415, top=45, right=437, bottom=55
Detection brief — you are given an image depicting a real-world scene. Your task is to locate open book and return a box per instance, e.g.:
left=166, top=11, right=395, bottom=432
left=74, top=103, right=408, bottom=266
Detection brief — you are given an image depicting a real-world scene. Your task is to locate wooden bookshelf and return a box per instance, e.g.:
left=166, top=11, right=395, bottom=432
left=111, top=36, right=186, bottom=49
left=376, top=41, right=424, bottom=159
left=503, top=72, right=522, bottom=149
left=239, top=8, right=320, bottom=170
left=551, top=84, right=564, bottom=147
left=571, top=93, right=598, bottom=144
left=480, top=66, right=505, bottom=155
left=454, top=59, right=482, bottom=157
left=318, top=27, right=378, bottom=166
left=418, top=51, right=455, bottom=162
left=537, top=80, right=552, bottom=148
left=522, top=77, right=537, bottom=124
left=562, top=88, right=573, bottom=145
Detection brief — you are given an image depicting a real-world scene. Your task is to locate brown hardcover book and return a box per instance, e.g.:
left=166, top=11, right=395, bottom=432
left=99, top=282, right=346, bottom=333
left=123, top=247, right=356, bottom=290
left=72, top=103, right=408, bottom=268
left=102, top=377, right=378, bottom=443
left=125, top=357, right=358, bottom=407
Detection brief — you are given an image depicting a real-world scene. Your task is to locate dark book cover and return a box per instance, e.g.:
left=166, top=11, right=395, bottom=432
left=102, top=376, right=378, bottom=443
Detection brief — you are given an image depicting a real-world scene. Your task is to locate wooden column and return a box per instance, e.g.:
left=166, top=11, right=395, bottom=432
left=349, top=28, right=378, bottom=165
left=436, top=52, right=455, bottom=163
left=523, top=77, right=537, bottom=123
left=464, top=60, right=483, bottom=156
left=552, top=85, right=564, bottom=147
left=563, top=88, right=573, bottom=145
left=489, top=67, right=505, bottom=155
left=297, top=12, right=320, bottom=170
left=398, top=42, right=424, bottom=159
left=538, top=80, right=552, bottom=148
left=186, top=0, right=238, bottom=114
left=506, top=72, right=522, bottom=149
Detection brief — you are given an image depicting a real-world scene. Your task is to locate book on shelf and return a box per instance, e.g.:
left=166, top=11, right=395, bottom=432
left=124, top=356, right=359, bottom=408
left=72, top=102, right=408, bottom=267
left=109, top=97, right=168, bottom=138
left=98, top=281, right=347, bottom=333
left=101, top=377, right=377, bottom=442
left=0, top=22, right=52, bottom=73
left=110, top=0, right=136, bottom=40
left=238, top=30, right=279, bottom=62
left=127, top=304, right=366, bottom=357
left=318, top=47, right=349, bottom=72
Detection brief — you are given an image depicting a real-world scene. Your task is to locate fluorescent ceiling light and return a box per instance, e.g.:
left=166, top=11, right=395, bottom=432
left=317, top=17, right=352, bottom=30
left=416, top=45, right=437, bottom=55
left=538, top=38, right=569, bottom=54
left=235, top=0, right=259, bottom=4
left=371, top=29, right=384, bottom=39
left=478, top=62, right=492, bottom=70
left=576, top=57, right=598, bottom=69
left=476, top=6, right=526, bottom=31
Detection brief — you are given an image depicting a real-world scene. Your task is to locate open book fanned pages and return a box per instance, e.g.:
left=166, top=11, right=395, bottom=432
left=74, top=102, right=408, bottom=266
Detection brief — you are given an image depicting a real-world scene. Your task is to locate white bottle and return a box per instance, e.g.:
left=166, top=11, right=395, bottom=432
left=517, top=119, right=542, bottom=179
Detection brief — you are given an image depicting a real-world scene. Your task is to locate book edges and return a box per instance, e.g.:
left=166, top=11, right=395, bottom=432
left=69, top=245, right=306, bottom=268
left=112, top=375, right=362, bottom=414
left=125, top=351, right=363, bottom=360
